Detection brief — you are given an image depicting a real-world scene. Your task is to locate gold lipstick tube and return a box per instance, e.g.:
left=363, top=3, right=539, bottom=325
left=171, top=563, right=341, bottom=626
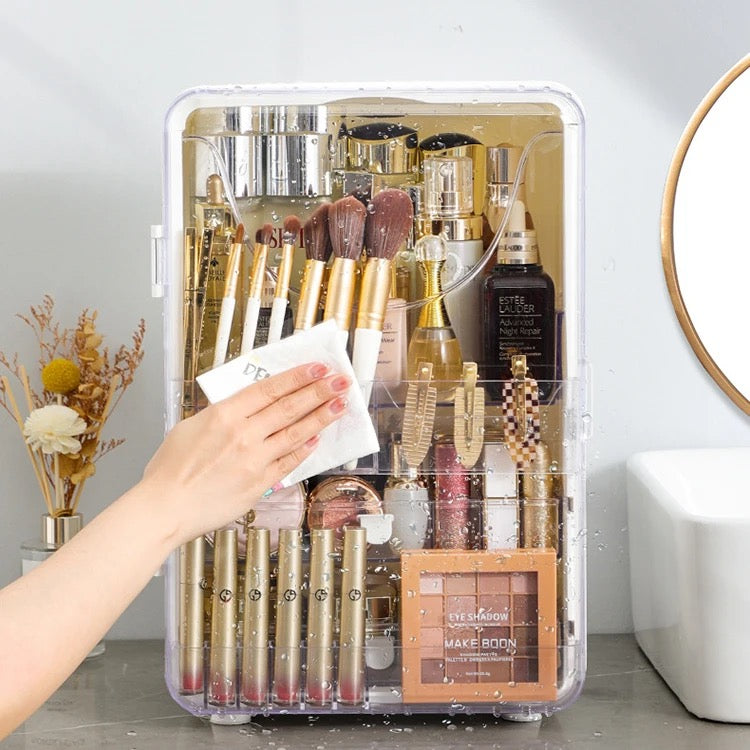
left=323, top=257, right=357, bottom=333
left=241, top=527, right=270, bottom=706
left=208, top=528, right=238, bottom=706
left=272, top=528, right=303, bottom=705
left=521, top=442, right=557, bottom=550
left=179, top=536, right=206, bottom=694
left=356, top=257, right=392, bottom=331
left=294, top=260, right=326, bottom=332
left=337, top=527, right=367, bottom=705
left=305, top=529, right=335, bottom=705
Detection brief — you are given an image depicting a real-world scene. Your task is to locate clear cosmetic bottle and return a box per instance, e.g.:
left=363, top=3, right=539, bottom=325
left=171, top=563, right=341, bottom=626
left=383, top=439, right=431, bottom=552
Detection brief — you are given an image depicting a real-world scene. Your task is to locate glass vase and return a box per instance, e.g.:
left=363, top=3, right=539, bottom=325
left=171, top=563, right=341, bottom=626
left=20, top=513, right=106, bottom=659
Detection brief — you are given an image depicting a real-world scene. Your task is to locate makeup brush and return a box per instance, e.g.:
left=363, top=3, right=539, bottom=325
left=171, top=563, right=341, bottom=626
left=322, top=195, right=367, bottom=345
left=266, top=215, right=301, bottom=344
left=241, top=224, right=272, bottom=355
left=294, top=204, right=332, bottom=333
left=212, top=223, right=244, bottom=368
left=352, top=189, right=414, bottom=406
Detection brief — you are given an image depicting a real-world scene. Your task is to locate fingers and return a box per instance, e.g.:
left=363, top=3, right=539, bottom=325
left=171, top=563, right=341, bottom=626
left=264, top=394, right=349, bottom=464
left=254, top=373, right=351, bottom=437
left=221, top=362, right=331, bottom=417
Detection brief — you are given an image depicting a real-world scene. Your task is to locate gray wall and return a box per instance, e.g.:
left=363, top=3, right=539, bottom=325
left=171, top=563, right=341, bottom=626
left=0, top=0, right=747, bottom=637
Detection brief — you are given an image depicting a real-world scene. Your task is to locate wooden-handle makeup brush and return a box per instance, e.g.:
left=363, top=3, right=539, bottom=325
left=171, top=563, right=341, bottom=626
left=352, top=189, right=414, bottom=404
left=241, top=224, right=272, bottom=355
left=266, top=215, right=301, bottom=345
left=294, top=204, right=332, bottom=333
left=322, top=196, right=367, bottom=346
left=212, top=223, right=244, bottom=368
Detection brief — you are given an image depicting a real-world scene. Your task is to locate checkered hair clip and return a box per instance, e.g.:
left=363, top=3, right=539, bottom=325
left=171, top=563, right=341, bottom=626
left=501, top=355, right=541, bottom=469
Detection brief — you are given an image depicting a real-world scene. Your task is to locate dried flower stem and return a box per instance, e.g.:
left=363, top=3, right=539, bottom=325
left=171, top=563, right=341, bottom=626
left=1, top=376, right=54, bottom=516
left=70, top=373, right=120, bottom=516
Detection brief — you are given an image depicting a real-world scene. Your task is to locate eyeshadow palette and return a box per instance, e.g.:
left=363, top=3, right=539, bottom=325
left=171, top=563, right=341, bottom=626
left=400, top=549, right=557, bottom=703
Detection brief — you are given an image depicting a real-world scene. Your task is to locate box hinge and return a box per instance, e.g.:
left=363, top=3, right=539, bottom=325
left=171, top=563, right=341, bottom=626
left=150, top=224, right=165, bottom=298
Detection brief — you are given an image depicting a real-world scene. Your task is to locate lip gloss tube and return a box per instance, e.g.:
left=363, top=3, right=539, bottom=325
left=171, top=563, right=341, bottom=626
left=208, top=528, right=238, bottom=706
left=434, top=439, right=472, bottom=549
left=179, top=536, right=206, bottom=694
left=272, top=529, right=303, bottom=705
left=337, top=526, right=367, bottom=705
left=305, top=529, right=335, bottom=705
left=241, top=527, right=270, bottom=706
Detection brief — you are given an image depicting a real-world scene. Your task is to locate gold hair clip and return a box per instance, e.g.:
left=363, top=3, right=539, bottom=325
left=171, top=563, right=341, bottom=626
left=402, top=362, right=437, bottom=470
left=501, top=354, right=540, bottom=468
left=453, top=362, right=485, bottom=469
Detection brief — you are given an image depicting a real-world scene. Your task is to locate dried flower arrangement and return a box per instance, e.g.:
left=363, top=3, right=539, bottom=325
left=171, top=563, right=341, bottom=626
left=0, top=295, right=145, bottom=518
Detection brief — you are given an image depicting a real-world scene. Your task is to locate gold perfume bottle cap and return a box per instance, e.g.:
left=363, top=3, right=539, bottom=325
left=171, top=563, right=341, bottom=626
left=423, top=156, right=474, bottom=218
left=345, top=122, right=419, bottom=175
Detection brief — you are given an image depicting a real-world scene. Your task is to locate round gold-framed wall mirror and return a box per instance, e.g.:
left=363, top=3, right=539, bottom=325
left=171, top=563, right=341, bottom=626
left=662, top=54, right=750, bottom=415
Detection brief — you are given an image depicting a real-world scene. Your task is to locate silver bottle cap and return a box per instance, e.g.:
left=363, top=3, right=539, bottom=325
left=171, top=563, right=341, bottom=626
left=191, top=133, right=263, bottom=199
left=265, top=133, right=332, bottom=197
left=423, top=156, right=473, bottom=218
left=260, top=105, right=328, bottom=134
left=487, top=144, right=523, bottom=185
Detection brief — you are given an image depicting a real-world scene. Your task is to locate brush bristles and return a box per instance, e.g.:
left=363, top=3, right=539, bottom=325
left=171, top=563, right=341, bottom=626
left=234, top=224, right=244, bottom=245
left=304, top=204, right=332, bottom=262
left=329, top=196, right=366, bottom=260
left=365, top=189, right=414, bottom=261
left=282, top=215, right=301, bottom=244
left=257, top=223, right=273, bottom=247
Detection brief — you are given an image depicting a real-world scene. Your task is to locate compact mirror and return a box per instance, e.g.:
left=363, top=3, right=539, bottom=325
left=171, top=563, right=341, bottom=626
left=662, top=54, right=750, bottom=415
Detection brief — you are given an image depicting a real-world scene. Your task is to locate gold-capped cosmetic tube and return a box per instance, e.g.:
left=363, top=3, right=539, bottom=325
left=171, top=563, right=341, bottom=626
left=522, top=442, right=558, bottom=551
left=179, top=536, right=206, bottom=694
left=208, top=528, right=238, bottom=706
left=241, top=527, right=271, bottom=706
left=337, top=527, right=367, bottom=705
left=272, top=529, right=303, bottom=705
left=305, top=529, right=336, bottom=705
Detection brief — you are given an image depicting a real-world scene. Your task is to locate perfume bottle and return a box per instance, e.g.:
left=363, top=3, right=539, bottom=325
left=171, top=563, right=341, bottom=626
left=483, top=144, right=534, bottom=246
left=482, top=199, right=555, bottom=400
left=383, top=439, right=431, bottom=552
left=418, top=155, right=485, bottom=363
left=407, top=234, right=463, bottom=400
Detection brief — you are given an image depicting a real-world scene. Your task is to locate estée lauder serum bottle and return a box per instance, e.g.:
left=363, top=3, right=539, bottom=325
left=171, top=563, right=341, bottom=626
left=482, top=199, right=555, bottom=400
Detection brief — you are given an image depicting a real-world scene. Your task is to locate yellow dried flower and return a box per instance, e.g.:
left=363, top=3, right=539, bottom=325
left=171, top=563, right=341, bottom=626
left=41, top=358, right=81, bottom=394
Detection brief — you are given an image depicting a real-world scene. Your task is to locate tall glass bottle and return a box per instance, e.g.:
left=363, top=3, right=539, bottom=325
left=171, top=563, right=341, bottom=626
left=407, top=233, right=463, bottom=401
left=482, top=199, right=555, bottom=400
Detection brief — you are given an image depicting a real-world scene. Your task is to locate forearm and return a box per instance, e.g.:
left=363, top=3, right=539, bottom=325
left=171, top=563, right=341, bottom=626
left=0, top=481, right=175, bottom=738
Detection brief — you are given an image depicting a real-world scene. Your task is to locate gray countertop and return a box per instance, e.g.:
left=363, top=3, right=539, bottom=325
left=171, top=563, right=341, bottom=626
left=5, top=635, right=750, bottom=749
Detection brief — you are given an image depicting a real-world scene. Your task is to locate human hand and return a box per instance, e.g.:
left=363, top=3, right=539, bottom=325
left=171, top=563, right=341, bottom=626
left=139, top=362, right=350, bottom=545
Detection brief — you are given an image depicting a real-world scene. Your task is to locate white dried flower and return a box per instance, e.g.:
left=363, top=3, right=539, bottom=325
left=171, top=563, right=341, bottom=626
left=23, top=404, right=87, bottom=455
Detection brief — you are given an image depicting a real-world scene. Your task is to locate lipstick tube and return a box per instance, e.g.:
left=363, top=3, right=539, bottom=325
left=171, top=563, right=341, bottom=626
left=208, top=528, right=238, bottom=706
left=272, top=528, right=302, bottom=705
left=337, top=527, right=367, bottom=705
left=179, top=536, right=206, bottom=694
left=305, top=529, right=335, bottom=705
left=241, top=527, right=270, bottom=706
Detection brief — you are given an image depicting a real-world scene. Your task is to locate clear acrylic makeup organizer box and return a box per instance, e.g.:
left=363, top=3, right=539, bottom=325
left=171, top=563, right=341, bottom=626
left=152, top=82, right=588, bottom=723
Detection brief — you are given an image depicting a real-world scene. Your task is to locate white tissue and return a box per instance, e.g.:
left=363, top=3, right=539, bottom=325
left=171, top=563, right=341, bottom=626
left=196, top=319, right=379, bottom=488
